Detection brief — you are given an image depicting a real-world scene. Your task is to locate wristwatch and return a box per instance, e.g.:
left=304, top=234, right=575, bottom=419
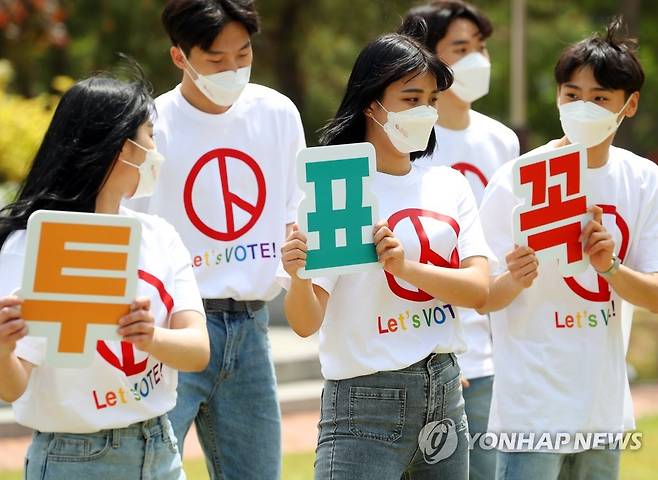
left=598, top=255, right=621, bottom=279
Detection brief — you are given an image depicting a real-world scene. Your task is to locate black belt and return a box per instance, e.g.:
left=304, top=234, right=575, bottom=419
left=202, top=298, right=265, bottom=313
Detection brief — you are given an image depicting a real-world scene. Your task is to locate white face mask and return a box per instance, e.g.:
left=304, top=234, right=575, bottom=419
left=180, top=49, right=251, bottom=107
left=449, top=52, right=491, bottom=103
left=371, top=101, right=439, bottom=154
left=559, top=97, right=632, bottom=148
left=121, top=139, right=165, bottom=199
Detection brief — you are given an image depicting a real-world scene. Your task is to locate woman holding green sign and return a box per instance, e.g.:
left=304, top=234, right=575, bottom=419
left=0, top=71, right=209, bottom=479
left=280, top=33, right=495, bottom=479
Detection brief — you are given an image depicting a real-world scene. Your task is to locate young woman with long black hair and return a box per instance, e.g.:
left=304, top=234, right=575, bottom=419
left=280, top=33, right=495, bottom=479
left=0, top=73, right=210, bottom=480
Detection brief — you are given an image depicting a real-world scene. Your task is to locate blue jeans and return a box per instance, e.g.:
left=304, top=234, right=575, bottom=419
left=24, top=414, right=184, bottom=480
left=463, top=375, right=496, bottom=480
left=315, top=353, right=469, bottom=479
left=496, top=449, right=620, bottom=480
left=169, top=305, right=281, bottom=480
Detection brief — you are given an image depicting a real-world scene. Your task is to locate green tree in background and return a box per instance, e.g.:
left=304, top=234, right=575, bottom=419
left=0, top=0, right=656, bottom=185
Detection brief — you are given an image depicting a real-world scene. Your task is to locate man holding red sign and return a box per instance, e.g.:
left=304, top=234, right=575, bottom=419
left=478, top=19, right=658, bottom=480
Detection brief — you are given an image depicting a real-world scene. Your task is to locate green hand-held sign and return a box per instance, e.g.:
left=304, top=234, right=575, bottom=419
left=297, top=143, right=380, bottom=278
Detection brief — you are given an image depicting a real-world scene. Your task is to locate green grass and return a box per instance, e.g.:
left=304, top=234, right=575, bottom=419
left=182, top=450, right=315, bottom=480
left=620, top=416, right=658, bottom=480
left=1, top=418, right=656, bottom=479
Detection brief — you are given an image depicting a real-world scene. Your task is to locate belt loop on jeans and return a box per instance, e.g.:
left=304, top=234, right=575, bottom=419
left=158, top=414, right=169, bottom=443
left=450, top=352, right=457, bottom=366
left=111, top=428, right=120, bottom=449
left=141, top=419, right=152, bottom=440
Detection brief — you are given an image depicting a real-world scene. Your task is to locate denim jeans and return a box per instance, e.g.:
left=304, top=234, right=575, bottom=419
left=463, top=375, right=496, bottom=479
left=168, top=305, right=281, bottom=480
left=496, top=449, right=620, bottom=480
left=315, top=353, right=469, bottom=479
left=24, top=414, right=183, bottom=480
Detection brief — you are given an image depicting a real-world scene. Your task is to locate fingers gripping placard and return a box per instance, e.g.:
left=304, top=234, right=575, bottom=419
left=20, top=211, right=141, bottom=368
left=512, top=144, right=590, bottom=276
left=296, top=143, right=380, bottom=278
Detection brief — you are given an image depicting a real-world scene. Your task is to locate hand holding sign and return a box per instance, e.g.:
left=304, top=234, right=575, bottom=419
left=295, top=143, right=380, bottom=278
left=373, top=220, right=406, bottom=276
left=0, top=296, right=26, bottom=358
left=19, top=210, right=141, bottom=368
left=505, top=245, right=539, bottom=288
left=512, top=144, right=590, bottom=277
left=281, top=225, right=309, bottom=280
left=581, top=205, right=615, bottom=273
left=117, top=297, right=156, bottom=352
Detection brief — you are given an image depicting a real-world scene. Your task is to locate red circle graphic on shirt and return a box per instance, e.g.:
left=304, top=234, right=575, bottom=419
left=96, top=270, right=174, bottom=377
left=183, top=148, right=266, bottom=241
left=452, top=162, right=488, bottom=188
left=562, top=204, right=630, bottom=302
left=385, top=208, right=461, bottom=302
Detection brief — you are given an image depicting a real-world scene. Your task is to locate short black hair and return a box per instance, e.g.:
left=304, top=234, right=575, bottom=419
left=319, top=34, right=453, bottom=161
left=399, top=1, right=493, bottom=54
left=555, top=17, right=644, bottom=97
left=162, top=0, right=260, bottom=55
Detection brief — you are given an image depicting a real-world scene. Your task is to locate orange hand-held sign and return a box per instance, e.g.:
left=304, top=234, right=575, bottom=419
left=20, top=211, right=141, bottom=368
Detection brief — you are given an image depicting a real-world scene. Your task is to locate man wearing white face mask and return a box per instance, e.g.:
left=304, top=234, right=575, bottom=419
left=477, top=19, right=658, bottom=480
left=124, top=1, right=305, bottom=479
left=400, top=3, right=520, bottom=479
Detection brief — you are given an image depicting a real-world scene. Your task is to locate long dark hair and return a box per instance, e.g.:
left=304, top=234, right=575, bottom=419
left=0, top=73, right=153, bottom=247
left=318, top=33, right=453, bottom=161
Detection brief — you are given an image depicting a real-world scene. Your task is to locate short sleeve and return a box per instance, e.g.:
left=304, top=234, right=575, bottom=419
left=167, top=226, right=205, bottom=316
left=508, top=130, right=521, bottom=160
left=15, top=337, right=47, bottom=366
left=479, top=164, right=518, bottom=276
left=284, top=103, right=306, bottom=224
left=454, top=172, right=498, bottom=270
left=0, top=251, right=23, bottom=297
left=0, top=247, right=47, bottom=365
left=626, top=169, right=658, bottom=273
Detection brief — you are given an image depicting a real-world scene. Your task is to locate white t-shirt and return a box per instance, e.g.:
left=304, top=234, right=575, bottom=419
left=480, top=144, right=658, bottom=453
left=127, top=83, right=305, bottom=301
left=2, top=208, right=204, bottom=433
left=416, top=110, right=519, bottom=379
left=281, top=165, right=495, bottom=380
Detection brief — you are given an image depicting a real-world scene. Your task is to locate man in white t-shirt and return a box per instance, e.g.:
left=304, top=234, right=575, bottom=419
left=478, top=20, right=658, bottom=480
left=127, top=1, right=304, bottom=478
left=400, top=3, right=519, bottom=478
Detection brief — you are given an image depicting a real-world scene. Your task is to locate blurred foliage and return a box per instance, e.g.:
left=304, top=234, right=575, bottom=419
left=629, top=308, right=658, bottom=381
left=0, top=59, right=58, bottom=183
left=0, top=0, right=656, bottom=184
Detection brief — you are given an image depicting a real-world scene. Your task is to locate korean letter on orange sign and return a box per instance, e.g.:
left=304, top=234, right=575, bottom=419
left=19, top=210, right=141, bottom=368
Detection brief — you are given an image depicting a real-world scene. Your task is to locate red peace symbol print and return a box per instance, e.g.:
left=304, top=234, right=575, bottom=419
left=452, top=162, right=488, bottom=188
left=562, top=204, right=630, bottom=302
left=184, top=148, right=266, bottom=242
left=96, top=270, right=174, bottom=377
left=385, top=208, right=461, bottom=302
